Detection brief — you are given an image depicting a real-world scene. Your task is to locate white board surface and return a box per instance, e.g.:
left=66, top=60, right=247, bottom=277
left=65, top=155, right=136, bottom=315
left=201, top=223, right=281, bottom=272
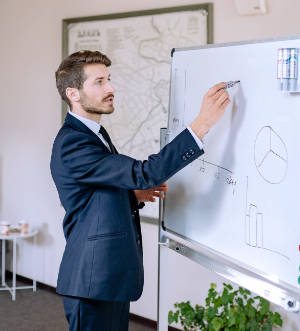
left=165, top=36, right=300, bottom=293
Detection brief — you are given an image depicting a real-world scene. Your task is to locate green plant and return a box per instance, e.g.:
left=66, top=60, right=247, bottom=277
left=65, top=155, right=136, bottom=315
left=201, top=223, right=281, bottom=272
left=168, top=283, right=283, bottom=331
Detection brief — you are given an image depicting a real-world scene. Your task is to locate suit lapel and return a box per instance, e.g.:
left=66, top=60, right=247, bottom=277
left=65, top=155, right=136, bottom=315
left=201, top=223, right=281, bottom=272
left=64, top=113, right=112, bottom=153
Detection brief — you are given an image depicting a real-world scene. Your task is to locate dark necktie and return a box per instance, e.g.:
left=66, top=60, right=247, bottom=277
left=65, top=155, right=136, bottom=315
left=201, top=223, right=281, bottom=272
left=99, top=126, right=117, bottom=154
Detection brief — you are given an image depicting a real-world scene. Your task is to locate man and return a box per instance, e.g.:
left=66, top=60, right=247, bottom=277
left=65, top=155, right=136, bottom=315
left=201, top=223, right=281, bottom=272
left=51, top=50, right=230, bottom=331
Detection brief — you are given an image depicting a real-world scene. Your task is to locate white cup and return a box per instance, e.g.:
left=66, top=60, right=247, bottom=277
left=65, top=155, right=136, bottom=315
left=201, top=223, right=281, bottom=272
left=0, top=222, right=11, bottom=236
left=18, top=220, right=29, bottom=235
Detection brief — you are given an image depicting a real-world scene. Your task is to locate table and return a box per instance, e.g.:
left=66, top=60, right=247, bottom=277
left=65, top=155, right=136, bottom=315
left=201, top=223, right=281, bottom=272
left=0, top=229, right=38, bottom=300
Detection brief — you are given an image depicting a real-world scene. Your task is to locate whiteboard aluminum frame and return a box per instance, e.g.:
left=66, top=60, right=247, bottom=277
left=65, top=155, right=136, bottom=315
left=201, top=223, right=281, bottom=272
left=163, top=229, right=300, bottom=311
left=171, top=33, right=300, bottom=55
left=159, top=35, right=300, bottom=326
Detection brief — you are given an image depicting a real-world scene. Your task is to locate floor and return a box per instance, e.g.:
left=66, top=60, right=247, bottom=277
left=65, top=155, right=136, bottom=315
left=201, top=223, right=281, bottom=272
left=0, top=278, right=155, bottom=331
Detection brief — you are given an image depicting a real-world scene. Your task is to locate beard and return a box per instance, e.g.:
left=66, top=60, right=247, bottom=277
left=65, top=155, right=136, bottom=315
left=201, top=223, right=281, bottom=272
left=79, top=92, right=115, bottom=115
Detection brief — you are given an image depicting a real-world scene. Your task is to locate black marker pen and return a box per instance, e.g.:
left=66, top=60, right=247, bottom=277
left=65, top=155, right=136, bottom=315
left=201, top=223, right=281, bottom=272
left=224, top=80, right=240, bottom=89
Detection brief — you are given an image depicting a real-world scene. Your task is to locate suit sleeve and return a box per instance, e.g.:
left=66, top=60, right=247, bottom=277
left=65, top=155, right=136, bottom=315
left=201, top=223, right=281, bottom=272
left=60, top=128, right=204, bottom=190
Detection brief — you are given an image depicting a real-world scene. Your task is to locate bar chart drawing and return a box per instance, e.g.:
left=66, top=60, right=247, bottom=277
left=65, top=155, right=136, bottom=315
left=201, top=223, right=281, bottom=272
left=245, top=203, right=263, bottom=248
left=244, top=177, right=289, bottom=260
left=254, top=126, right=288, bottom=184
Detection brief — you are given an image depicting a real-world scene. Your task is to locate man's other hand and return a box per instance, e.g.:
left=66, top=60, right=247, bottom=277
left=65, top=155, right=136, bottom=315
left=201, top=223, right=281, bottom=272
left=134, top=182, right=168, bottom=202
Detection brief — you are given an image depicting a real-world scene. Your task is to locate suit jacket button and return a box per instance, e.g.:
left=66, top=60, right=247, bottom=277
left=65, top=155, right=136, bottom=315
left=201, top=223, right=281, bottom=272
left=137, top=239, right=141, bottom=245
left=182, top=155, right=187, bottom=161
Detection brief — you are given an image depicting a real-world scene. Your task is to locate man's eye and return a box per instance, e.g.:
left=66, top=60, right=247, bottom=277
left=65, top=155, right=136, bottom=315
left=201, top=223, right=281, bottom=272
left=97, top=80, right=103, bottom=85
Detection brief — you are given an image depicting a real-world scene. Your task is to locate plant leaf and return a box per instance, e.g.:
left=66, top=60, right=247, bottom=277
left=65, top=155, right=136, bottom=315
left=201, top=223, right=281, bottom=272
left=211, top=317, right=223, bottom=331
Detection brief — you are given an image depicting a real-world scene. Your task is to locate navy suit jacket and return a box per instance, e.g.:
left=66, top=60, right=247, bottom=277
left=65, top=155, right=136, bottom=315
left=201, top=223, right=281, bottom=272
left=50, top=113, right=203, bottom=301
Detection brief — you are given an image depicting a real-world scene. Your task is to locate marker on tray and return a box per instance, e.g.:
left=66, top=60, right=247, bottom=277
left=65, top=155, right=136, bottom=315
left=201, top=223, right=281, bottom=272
left=224, top=80, right=240, bottom=89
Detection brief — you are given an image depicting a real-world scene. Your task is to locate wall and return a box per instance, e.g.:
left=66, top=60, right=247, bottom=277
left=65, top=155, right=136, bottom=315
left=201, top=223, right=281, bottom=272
left=0, top=0, right=299, bottom=329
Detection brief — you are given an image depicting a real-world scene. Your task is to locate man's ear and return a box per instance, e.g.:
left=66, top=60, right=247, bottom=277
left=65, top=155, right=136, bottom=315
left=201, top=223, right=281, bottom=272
left=66, top=87, right=80, bottom=105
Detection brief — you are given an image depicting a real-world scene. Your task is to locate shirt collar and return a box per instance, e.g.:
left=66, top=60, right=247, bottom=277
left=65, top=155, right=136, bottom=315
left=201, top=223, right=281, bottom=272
left=68, top=110, right=102, bottom=136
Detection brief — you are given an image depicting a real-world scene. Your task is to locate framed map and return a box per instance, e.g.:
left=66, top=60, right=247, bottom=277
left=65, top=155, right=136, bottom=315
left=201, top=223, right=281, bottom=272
left=62, top=4, right=213, bottom=219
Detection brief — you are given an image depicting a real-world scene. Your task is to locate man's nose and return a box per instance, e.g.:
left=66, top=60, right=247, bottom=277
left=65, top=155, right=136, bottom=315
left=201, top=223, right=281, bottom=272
left=105, top=82, right=115, bottom=93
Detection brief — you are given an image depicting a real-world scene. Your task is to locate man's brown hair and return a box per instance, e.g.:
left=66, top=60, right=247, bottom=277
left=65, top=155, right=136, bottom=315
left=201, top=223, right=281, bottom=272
left=55, top=50, right=111, bottom=108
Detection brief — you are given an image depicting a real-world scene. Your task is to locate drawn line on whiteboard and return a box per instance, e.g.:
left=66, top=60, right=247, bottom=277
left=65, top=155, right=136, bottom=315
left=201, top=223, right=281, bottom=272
left=171, top=69, right=180, bottom=131
left=244, top=177, right=290, bottom=261
left=254, top=126, right=288, bottom=184
left=245, top=175, right=248, bottom=216
left=171, top=68, right=186, bottom=131
left=199, top=158, right=233, bottom=174
left=270, top=149, right=287, bottom=162
left=260, top=247, right=290, bottom=260
left=183, top=69, right=187, bottom=125
left=257, top=150, right=270, bottom=168
left=195, top=159, right=236, bottom=194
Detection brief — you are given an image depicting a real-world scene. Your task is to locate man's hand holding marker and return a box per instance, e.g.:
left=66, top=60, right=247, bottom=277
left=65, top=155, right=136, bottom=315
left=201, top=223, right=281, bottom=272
left=190, top=81, right=240, bottom=140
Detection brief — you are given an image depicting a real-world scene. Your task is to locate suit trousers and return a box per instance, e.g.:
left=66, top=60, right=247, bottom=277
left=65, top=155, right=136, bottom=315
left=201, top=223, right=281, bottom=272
left=62, top=295, right=130, bottom=331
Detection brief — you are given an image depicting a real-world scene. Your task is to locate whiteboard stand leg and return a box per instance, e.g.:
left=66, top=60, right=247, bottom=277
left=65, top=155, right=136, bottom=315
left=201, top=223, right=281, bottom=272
left=157, top=127, right=169, bottom=331
left=12, top=238, right=16, bottom=301
left=33, top=235, right=37, bottom=292
left=1, top=240, right=5, bottom=286
left=157, top=241, right=170, bottom=331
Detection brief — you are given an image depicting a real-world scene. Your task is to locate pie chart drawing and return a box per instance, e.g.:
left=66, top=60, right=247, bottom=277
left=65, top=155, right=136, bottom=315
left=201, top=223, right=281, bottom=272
left=254, top=126, right=288, bottom=184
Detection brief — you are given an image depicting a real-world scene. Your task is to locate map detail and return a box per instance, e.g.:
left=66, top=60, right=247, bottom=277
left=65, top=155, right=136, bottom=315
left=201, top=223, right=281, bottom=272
left=68, top=10, right=208, bottom=218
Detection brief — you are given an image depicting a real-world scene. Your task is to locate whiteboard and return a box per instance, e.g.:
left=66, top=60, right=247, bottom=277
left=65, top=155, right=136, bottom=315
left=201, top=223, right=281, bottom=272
left=164, top=35, right=300, bottom=295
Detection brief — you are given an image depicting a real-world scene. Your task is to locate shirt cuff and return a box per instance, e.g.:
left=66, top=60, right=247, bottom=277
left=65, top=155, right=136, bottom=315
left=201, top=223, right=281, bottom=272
left=187, top=126, right=204, bottom=150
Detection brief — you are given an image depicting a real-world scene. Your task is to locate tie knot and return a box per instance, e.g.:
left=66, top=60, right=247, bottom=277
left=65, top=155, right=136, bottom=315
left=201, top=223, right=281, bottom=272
left=99, top=126, right=107, bottom=136
left=98, top=126, right=116, bottom=154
